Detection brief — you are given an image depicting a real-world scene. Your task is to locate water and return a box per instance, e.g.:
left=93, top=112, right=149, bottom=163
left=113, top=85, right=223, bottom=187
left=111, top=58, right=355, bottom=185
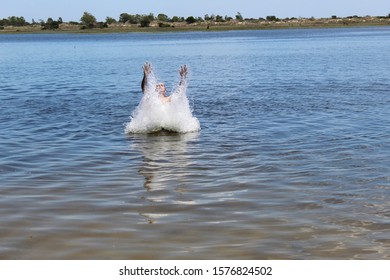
left=0, top=27, right=389, bottom=259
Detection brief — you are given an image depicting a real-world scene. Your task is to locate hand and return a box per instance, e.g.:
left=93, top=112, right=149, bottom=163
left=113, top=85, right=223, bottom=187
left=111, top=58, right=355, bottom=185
left=179, top=65, right=188, bottom=79
left=143, top=62, right=152, bottom=75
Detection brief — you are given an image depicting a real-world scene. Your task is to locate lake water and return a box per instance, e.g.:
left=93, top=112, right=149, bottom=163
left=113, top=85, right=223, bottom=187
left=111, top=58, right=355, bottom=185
left=0, top=27, right=389, bottom=259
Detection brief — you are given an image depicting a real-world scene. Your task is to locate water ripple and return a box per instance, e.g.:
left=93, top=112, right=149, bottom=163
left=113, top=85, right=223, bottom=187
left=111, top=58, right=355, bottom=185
left=1, top=28, right=390, bottom=259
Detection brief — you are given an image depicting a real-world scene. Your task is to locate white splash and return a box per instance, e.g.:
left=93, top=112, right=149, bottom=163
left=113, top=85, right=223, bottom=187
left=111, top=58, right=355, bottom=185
left=125, top=70, right=200, bottom=134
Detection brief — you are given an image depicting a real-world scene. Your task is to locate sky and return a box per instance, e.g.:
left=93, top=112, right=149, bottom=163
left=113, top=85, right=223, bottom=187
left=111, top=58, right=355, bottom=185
left=1, top=0, right=389, bottom=22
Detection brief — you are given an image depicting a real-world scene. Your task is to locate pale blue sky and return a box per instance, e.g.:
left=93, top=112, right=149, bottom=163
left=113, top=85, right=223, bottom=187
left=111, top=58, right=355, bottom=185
left=2, top=0, right=389, bottom=22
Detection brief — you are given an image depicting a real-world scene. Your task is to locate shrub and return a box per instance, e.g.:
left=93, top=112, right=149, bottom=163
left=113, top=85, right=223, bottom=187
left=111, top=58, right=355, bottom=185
left=43, top=18, right=59, bottom=29
left=158, top=22, right=171, bottom=28
left=140, top=16, right=150, bottom=27
left=266, top=16, right=278, bottom=21
left=185, top=16, right=196, bottom=24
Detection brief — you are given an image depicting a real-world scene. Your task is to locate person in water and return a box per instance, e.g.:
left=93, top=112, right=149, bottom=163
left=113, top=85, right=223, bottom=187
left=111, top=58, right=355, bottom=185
left=141, top=62, right=188, bottom=103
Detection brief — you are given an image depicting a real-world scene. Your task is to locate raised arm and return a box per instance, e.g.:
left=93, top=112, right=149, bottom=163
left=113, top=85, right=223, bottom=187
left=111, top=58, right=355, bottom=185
left=141, top=62, right=152, bottom=94
left=179, top=65, right=188, bottom=86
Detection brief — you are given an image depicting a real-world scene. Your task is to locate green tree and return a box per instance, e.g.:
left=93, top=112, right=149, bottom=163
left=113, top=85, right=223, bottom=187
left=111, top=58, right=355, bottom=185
left=48, top=18, right=59, bottom=29
left=132, top=15, right=142, bottom=24
left=236, top=12, right=243, bottom=21
left=171, top=16, right=180, bottom=22
left=266, top=15, right=277, bottom=21
left=147, top=13, right=155, bottom=21
left=121, top=14, right=145, bottom=24
left=185, top=16, right=196, bottom=24
left=140, top=15, right=151, bottom=27
left=215, top=15, right=225, bottom=22
left=157, top=13, right=169, bottom=22
left=105, top=17, right=116, bottom=24
left=80, top=11, right=96, bottom=28
left=7, top=16, right=27, bottom=26
left=119, top=13, right=130, bottom=23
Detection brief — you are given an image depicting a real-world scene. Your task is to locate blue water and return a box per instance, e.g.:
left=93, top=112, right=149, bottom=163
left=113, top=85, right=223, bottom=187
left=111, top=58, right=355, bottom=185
left=0, top=27, right=389, bottom=259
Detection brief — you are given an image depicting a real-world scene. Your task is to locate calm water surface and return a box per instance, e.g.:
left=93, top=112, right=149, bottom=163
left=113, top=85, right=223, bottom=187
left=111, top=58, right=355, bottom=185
left=0, top=27, right=389, bottom=259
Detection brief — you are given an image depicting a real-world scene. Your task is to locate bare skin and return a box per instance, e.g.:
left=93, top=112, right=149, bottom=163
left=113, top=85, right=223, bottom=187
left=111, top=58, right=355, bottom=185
left=141, top=63, right=188, bottom=103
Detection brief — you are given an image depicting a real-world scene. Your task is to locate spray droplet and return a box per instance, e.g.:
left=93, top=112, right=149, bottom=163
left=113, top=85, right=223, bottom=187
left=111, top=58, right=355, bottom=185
left=125, top=68, right=200, bottom=134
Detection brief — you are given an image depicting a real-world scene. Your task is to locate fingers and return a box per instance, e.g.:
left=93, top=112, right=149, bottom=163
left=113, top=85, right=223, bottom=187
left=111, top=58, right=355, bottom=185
left=144, top=63, right=189, bottom=78
left=179, top=65, right=188, bottom=77
left=143, top=62, right=152, bottom=74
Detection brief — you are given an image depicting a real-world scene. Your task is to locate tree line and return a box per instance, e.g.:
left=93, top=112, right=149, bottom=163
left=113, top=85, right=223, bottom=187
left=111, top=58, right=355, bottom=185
left=2, top=12, right=390, bottom=30
left=0, top=12, right=247, bottom=29
left=0, top=16, right=64, bottom=30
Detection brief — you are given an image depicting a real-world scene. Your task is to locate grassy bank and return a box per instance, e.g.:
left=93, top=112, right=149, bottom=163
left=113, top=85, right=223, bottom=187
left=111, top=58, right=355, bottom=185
left=1, top=16, right=390, bottom=34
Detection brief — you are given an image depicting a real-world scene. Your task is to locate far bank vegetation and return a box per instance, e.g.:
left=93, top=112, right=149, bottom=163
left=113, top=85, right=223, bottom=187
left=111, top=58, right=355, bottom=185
left=1, top=11, right=390, bottom=32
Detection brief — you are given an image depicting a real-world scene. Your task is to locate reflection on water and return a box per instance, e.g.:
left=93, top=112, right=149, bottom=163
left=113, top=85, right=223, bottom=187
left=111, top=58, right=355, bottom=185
left=129, top=132, right=199, bottom=224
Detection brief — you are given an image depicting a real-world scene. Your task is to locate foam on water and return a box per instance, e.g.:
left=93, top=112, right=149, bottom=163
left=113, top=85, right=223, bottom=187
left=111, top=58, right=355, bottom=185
left=125, top=70, right=200, bottom=134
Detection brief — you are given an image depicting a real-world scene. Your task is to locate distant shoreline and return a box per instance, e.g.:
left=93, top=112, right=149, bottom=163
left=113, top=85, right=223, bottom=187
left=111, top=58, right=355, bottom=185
left=1, top=16, right=390, bottom=34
